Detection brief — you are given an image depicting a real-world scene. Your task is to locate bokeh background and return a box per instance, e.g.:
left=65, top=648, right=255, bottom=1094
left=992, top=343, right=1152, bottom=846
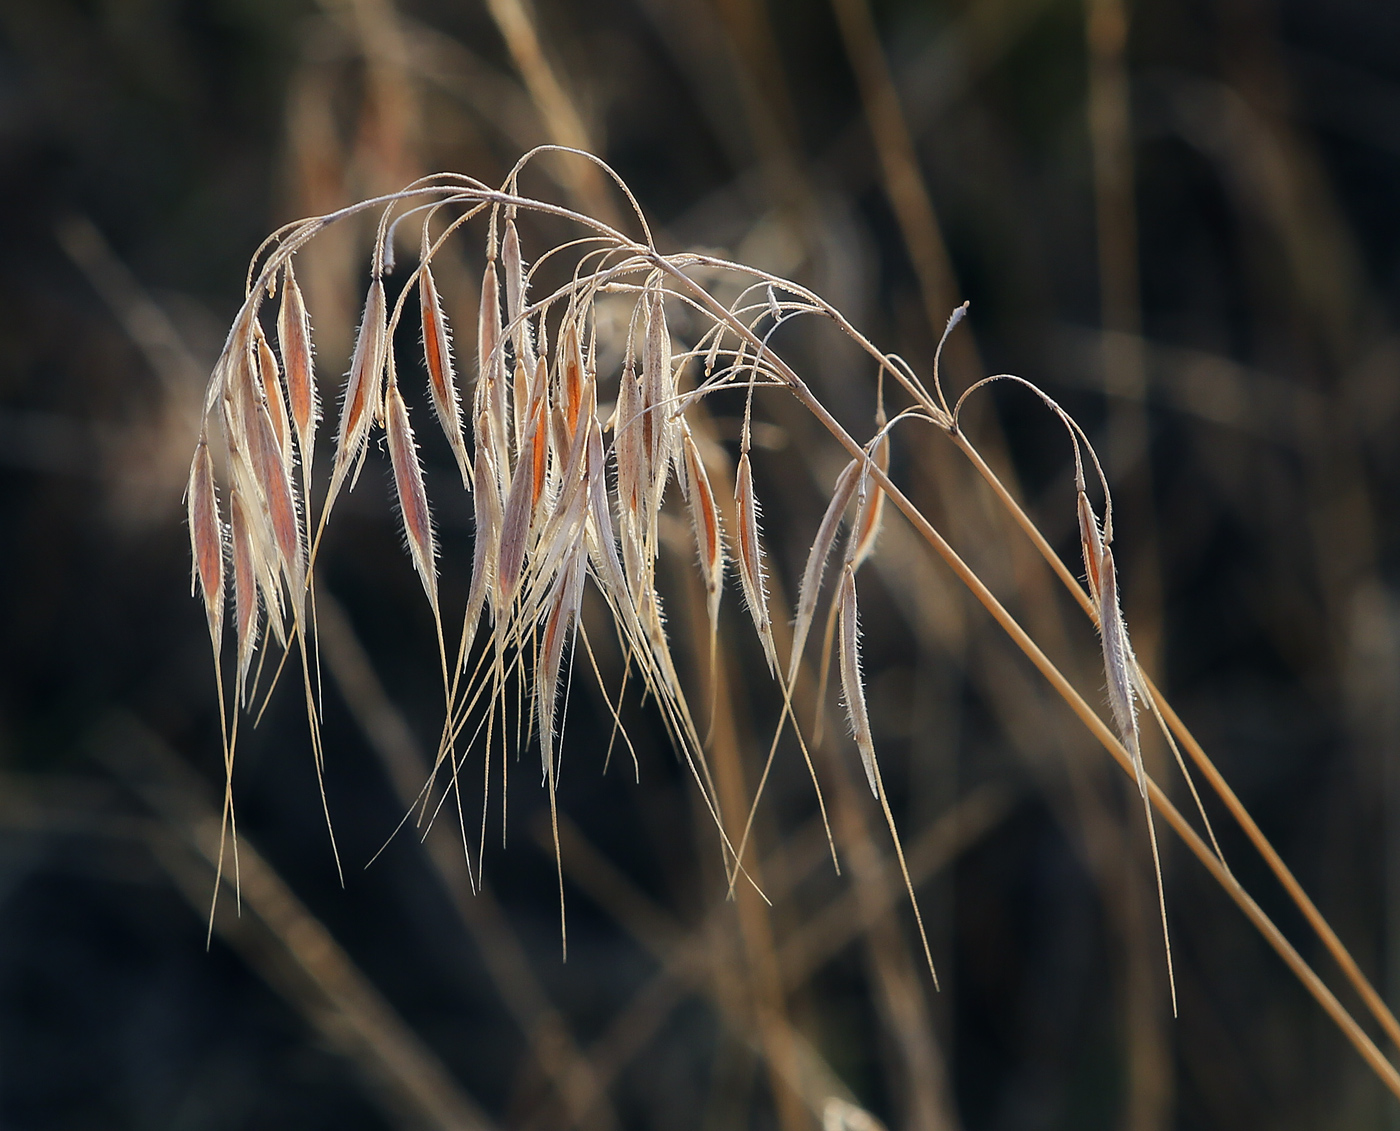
left=3, top=0, right=1400, bottom=1127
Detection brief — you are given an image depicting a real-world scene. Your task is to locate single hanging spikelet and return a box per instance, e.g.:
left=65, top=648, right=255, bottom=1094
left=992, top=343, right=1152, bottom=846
left=254, top=324, right=291, bottom=466
left=420, top=263, right=471, bottom=487
left=385, top=373, right=439, bottom=614
left=837, top=567, right=878, bottom=796
left=187, top=437, right=225, bottom=654
left=789, top=458, right=859, bottom=686
left=329, top=278, right=387, bottom=508
left=850, top=434, right=889, bottom=570
left=277, top=263, right=318, bottom=474
left=1098, top=544, right=1145, bottom=797
left=734, top=451, right=780, bottom=675
left=681, top=429, right=725, bottom=640
left=229, top=487, right=261, bottom=692
left=501, top=218, right=535, bottom=374
left=641, top=286, right=675, bottom=509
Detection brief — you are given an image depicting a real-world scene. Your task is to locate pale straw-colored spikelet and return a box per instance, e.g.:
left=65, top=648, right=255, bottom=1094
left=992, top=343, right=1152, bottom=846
left=734, top=450, right=780, bottom=676
left=641, top=285, right=674, bottom=511
left=385, top=372, right=439, bottom=615
left=419, top=261, right=471, bottom=487
left=276, top=263, right=317, bottom=475
left=789, top=458, right=859, bottom=687
left=229, top=487, right=261, bottom=691
left=680, top=427, right=725, bottom=638
left=501, top=217, right=536, bottom=374
left=465, top=410, right=504, bottom=639
left=837, top=566, right=879, bottom=796
left=186, top=436, right=225, bottom=653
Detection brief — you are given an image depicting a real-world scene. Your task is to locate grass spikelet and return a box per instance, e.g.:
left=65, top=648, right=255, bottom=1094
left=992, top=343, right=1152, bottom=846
left=247, top=375, right=306, bottom=607
left=837, top=566, right=878, bottom=796
left=501, top=217, right=535, bottom=373
left=187, top=437, right=224, bottom=654
left=276, top=263, right=317, bottom=474
left=681, top=428, right=725, bottom=639
left=789, top=458, right=858, bottom=687
left=465, top=411, right=503, bottom=638
left=734, top=450, right=779, bottom=676
left=850, top=433, right=889, bottom=569
left=642, top=285, right=674, bottom=508
left=229, top=487, right=260, bottom=693
left=254, top=324, right=291, bottom=465
left=329, top=278, right=387, bottom=510
left=419, top=262, right=471, bottom=487
left=385, top=374, right=438, bottom=615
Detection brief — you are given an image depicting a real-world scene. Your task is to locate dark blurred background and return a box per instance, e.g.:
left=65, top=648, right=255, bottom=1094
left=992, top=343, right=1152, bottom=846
left=3, top=0, right=1400, bottom=1128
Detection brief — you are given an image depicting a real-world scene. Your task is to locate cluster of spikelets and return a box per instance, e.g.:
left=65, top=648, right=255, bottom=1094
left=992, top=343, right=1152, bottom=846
left=185, top=149, right=1163, bottom=976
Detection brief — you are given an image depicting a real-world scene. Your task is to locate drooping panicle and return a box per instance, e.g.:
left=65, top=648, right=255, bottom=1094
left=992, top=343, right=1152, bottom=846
left=420, top=263, right=471, bottom=487
left=187, top=437, right=225, bottom=653
left=277, top=263, right=318, bottom=472
left=385, top=374, right=439, bottom=614
left=837, top=568, right=879, bottom=796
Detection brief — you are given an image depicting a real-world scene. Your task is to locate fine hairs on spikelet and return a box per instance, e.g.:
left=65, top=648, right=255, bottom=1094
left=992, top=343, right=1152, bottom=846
left=186, top=153, right=1320, bottom=1038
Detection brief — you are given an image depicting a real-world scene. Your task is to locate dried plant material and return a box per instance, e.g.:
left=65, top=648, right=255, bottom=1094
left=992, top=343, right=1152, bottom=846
left=187, top=438, right=224, bottom=653
left=641, top=286, right=674, bottom=508
left=330, top=278, right=387, bottom=506
left=497, top=395, right=540, bottom=609
left=560, top=319, right=585, bottom=441
left=537, top=542, right=586, bottom=780
left=1098, top=546, right=1143, bottom=791
left=247, top=378, right=306, bottom=607
left=735, top=451, right=779, bottom=675
left=277, top=263, right=317, bottom=473
left=229, top=487, right=260, bottom=691
left=790, top=458, right=859, bottom=686
left=465, top=413, right=503, bottom=636
left=837, top=567, right=878, bottom=796
left=1078, top=488, right=1105, bottom=605
left=850, top=433, right=889, bottom=569
left=255, top=324, right=290, bottom=465
left=178, top=164, right=1400, bottom=1082
left=681, top=429, right=725, bottom=636
left=420, top=264, right=470, bottom=487
left=501, top=217, right=535, bottom=374
left=385, top=377, right=438, bottom=615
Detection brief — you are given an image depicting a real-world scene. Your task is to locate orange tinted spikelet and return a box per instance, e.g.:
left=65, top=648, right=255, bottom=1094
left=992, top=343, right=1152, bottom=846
left=277, top=263, right=317, bottom=470
left=420, top=264, right=470, bottom=487
left=330, top=278, right=387, bottom=506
